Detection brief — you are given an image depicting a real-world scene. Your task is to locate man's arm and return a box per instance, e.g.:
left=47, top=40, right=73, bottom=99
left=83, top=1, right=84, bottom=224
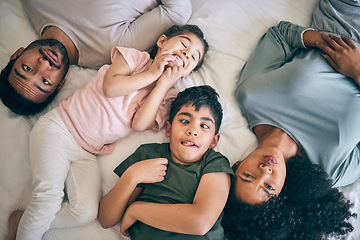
left=120, top=172, right=231, bottom=236
left=98, top=158, right=168, bottom=228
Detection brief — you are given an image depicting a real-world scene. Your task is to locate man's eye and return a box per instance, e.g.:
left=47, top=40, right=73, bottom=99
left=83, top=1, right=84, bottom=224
left=23, top=65, right=32, bottom=72
left=42, top=79, right=50, bottom=85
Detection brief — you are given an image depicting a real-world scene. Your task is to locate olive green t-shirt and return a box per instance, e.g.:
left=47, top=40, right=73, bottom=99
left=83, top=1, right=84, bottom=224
left=114, top=142, right=234, bottom=240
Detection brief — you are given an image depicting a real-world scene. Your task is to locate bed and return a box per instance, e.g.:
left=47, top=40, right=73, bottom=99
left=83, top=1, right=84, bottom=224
left=0, top=0, right=359, bottom=239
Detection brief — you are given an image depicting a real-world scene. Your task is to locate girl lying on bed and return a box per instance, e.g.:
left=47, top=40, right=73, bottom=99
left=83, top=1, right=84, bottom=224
left=5, top=24, right=208, bottom=240
left=223, top=0, right=359, bottom=239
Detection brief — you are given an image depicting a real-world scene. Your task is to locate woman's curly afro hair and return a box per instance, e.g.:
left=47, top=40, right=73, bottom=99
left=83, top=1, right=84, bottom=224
left=223, top=157, right=357, bottom=240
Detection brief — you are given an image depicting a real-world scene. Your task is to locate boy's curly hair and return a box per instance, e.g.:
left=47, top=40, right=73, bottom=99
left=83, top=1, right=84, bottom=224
left=223, top=157, right=356, bottom=240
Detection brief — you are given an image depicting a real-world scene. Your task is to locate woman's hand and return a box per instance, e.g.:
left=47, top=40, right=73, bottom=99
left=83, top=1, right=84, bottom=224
left=316, top=33, right=360, bottom=86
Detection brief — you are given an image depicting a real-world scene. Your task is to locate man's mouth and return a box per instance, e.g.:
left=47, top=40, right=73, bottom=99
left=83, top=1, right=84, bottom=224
left=182, top=140, right=198, bottom=147
left=40, top=48, right=61, bottom=69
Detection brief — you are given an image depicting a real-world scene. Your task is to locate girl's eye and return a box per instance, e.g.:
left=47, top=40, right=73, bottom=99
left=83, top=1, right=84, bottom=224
left=265, top=183, right=274, bottom=191
left=201, top=124, right=209, bottom=129
left=23, top=65, right=32, bottom=72
left=181, top=42, right=188, bottom=48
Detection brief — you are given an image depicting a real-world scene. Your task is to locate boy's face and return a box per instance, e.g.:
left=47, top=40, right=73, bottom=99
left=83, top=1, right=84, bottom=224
left=156, top=32, right=205, bottom=78
left=165, top=104, right=220, bottom=165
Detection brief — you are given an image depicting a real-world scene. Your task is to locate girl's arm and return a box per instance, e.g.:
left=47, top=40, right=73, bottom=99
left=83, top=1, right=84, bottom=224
left=120, top=172, right=231, bottom=236
left=98, top=158, right=168, bottom=228
left=131, top=65, right=183, bottom=131
left=103, top=51, right=177, bottom=98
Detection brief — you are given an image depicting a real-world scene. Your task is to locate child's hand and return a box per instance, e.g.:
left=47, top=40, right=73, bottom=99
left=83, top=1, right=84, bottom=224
left=157, top=64, right=184, bottom=90
left=125, top=158, right=168, bottom=185
left=120, top=209, right=136, bottom=237
left=148, top=51, right=177, bottom=80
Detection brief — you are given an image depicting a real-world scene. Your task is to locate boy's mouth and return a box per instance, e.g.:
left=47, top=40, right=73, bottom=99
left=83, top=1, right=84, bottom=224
left=182, top=140, right=198, bottom=148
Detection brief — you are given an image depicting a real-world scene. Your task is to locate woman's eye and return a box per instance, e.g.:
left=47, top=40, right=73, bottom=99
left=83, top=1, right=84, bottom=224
left=201, top=124, right=209, bottom=129
left=243, top=173, right=252, bottom=178
left=265, top=183, right=274, bottom=191
left=180, top=119, right=189, bottom=124
left=23, top=65, right=32, bottom=72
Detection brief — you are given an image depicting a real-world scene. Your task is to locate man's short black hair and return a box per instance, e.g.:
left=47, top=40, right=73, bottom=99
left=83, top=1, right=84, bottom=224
left=169, top=85, right=223, bottom=134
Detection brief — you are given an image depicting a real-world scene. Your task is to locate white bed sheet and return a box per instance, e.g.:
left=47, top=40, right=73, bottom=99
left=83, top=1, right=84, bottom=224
left=0, top=0, right=359, bottom=239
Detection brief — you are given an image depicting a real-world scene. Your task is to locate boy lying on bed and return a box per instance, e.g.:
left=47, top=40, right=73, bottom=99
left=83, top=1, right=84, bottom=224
left=0, top=0, right=192, bottom=115
left=98, top=85, right=234, bottom=240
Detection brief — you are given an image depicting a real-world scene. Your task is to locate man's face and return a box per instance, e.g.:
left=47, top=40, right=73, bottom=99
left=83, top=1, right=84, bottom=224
left=8, top=39, right=69, bottom=103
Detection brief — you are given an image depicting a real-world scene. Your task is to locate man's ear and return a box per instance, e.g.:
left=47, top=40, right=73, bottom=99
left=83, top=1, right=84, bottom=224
left=210, top=133, right=220, bottom=149
left=10, top=47, right=25, bottom=60
left=57, top=78, right=67, bottom=91
left=165, top=121, right=171, bottom=138
left=156, top=35, right=167, bottom=49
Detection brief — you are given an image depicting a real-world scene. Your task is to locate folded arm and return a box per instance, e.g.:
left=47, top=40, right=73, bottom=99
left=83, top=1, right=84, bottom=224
left=120, top=172, right=231, bottom=236
left=98, top=158, right=168, bottom=228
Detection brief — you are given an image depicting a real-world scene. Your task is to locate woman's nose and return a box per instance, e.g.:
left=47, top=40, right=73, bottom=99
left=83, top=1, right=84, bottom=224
left=260, top=164, right=272, bottom=174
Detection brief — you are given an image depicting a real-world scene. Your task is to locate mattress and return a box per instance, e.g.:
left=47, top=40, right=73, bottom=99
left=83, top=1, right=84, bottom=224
left=0, top=0, right=359, bottom=239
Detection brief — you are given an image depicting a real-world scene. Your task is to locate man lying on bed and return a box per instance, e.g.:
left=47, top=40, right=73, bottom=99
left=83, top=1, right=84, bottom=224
left=0, top=0, right=192, bottom=116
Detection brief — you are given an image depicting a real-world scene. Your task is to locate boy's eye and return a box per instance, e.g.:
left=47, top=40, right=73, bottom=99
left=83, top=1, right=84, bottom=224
left=180, top=119, right=189, bottom=124
left=22, top=65, right=32, bottom=72
left=201, top=124, right=209, bottom=129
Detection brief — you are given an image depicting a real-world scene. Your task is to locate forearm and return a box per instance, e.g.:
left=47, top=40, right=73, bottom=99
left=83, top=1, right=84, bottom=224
left=131, top=83, right=172, bottom=131
left=127, top=201, right=217, bottom=235
left=98, top=174, right=139, bottom=228
left=103, top=71, right=157, bottom=98
left=124, top=173, right=231, bottom=235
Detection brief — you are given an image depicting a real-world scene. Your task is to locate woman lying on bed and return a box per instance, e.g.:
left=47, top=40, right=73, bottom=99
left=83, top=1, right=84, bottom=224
left=223, top=0, right=360, bottom=239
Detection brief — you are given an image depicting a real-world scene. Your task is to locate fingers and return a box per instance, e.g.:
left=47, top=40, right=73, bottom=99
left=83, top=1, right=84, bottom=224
left=341, top=35, right=357, bottom=49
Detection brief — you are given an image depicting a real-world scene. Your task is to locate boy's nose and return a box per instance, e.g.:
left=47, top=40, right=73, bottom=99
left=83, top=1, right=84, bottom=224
left=186, top=130, right=198, bottom=137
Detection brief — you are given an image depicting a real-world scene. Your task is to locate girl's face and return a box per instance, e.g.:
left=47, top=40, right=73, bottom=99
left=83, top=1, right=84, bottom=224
left=156, top=32, right=205, bottom=77
left=233, top=147, right=286, bottom=205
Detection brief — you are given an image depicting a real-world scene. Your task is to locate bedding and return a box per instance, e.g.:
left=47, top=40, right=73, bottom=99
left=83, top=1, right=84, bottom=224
left=0, top=0, right=359, bottom=239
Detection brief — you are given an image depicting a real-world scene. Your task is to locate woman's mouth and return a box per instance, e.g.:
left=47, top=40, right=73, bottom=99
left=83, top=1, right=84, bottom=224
left=264, top=155, right=277, bottom=165
left=173, top=54, right=184, bottom=67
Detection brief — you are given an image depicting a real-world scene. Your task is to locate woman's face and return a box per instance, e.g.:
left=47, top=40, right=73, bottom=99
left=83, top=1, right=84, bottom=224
left=233, top=147, right=286, bottom=205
